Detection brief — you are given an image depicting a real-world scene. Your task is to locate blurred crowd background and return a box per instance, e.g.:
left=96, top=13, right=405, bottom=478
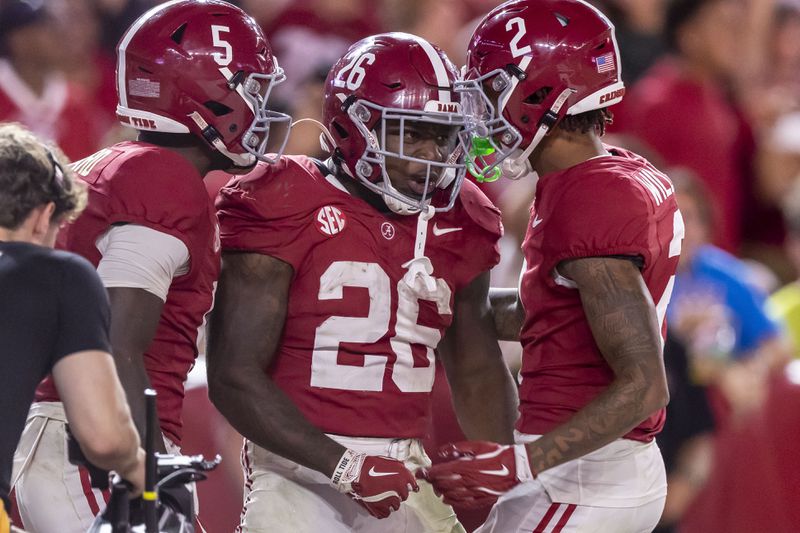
left=2, top=0, right=800, bottom=531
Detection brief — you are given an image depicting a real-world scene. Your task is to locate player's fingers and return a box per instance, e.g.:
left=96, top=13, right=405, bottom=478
left=422, top=472, right=467, bottom=491
left=383, top=495, right=402, bottom=518
left=440, top=488, right=499, bottom=509
left=437, top=443, right=465, bottom=461
left=420, top=462, right=464, bottom=481
left=396, top=483, right=410, bottom=501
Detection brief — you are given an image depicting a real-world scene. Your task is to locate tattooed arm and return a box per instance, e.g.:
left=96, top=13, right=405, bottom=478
left=206, top=252, right=346, bottom=476
left=524, top=256, right=669, bottom=474
left=489, top=287, right=525, bottom=341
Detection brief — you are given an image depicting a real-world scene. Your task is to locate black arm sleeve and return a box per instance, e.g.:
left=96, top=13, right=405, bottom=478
left=52, top=253, right=113, bottom=366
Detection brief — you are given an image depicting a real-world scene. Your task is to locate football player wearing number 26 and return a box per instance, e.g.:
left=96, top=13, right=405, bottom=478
left=208, top=33, right=518, bottom=532
left=419, top=1, right=684, bottom=532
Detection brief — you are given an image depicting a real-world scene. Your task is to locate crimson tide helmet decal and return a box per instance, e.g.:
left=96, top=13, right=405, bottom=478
left=116, top=0, right=291, bottom=168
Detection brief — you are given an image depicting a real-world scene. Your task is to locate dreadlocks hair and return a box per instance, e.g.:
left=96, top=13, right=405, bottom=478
left=0, top=123, right=86, bottom=230
left=526, top=87, right=613, bottom=135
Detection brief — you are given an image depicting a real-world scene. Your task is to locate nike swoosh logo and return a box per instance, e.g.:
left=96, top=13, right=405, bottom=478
left=532, top=216, right=544, bottom=228
left=368, top=467, right=399, bottom=477
left=432, top=223, right=463, bottom=236
left=478, top=465, right=510, bottom=476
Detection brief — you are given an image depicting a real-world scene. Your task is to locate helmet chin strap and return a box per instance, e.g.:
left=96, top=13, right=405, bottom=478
left=500, top=88, right=574, bottom=180
left=401, top=204, right=438, bottom=295
left=189, top=111, right=255, bottom=168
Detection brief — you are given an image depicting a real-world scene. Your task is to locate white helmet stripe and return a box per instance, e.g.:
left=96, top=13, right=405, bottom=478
left=404, top=33, right=452, bottom=103
left=578, top=0, right=622, bottom=79
left=219, top=66, right=256, bottom=114
left=117, top=0, right=184, bottom=108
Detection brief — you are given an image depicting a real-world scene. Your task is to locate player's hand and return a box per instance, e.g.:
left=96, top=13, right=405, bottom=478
left=330, top=449, right=419, bottom=519
left=417, top=441, right=534, bottom=509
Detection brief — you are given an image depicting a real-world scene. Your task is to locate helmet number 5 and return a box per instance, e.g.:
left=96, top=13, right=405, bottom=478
left=506, top=17, right=532, bottom=58
left=211, top=25, right=232, bottom=66
left=333, top=53, right=376, bottom=91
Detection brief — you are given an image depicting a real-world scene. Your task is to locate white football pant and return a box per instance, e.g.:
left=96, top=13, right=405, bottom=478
left=476, top=433, right=667, bottom=533
left=238, top=435, right=465, bottom=533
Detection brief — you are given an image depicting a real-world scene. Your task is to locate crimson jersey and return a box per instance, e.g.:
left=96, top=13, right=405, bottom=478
left=518, top=147, right=682, bottom=442
left=217, top=156, right=502, bottom=438
left=35, top=142, right=220, bottom=445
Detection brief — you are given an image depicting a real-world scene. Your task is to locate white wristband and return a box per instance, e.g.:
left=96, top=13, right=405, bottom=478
left=331, top=448, right=366, bottom=492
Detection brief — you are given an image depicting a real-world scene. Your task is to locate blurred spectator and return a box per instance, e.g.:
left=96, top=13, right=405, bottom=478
left=92, top=0, right=158, bottom=52
left=677, top=361, right=800, bottom=533
left=282, top=64, right=331, bottom=158
left=654, top=332, right=716, bottom=533
left=769, top=178, right=800, bottom=357
left=612, top=0, right=756, bottom=253
left=253, top=0, right=381, bottom=108
left=602, top=0, right=669, bottom=85
left=0, top=0, right=104, bottom=159
left=50, top=0, right=118, bottom=129
left=668, top=169, right=791, bottom=422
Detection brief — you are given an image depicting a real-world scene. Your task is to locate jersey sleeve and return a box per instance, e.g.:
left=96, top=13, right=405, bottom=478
left=541, top=171, right=653, bottom=272
left=216, top=159, right=316, bottom=271
left=103, top=147, right=210, bottom=246
left=458, top=180, right=504, bottom=277
left=53, top=253, right=112, bottom=365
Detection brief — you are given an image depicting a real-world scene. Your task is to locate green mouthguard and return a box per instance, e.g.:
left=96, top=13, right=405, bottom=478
left=467, top=136, right=502, bottom=183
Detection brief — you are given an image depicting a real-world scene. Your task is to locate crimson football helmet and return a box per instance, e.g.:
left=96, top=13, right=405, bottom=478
left=116, top=0, right=290, bottom=168
left=458, top=0, right=625, bottom=181
left=322, top=32, right=465, bottom=215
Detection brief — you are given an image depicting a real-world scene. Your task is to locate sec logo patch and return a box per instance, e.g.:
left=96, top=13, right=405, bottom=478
left=316, top=205, right=346, bottom=236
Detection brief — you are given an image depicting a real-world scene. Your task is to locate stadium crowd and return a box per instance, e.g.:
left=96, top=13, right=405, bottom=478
left=2, top=0, right=800, bottom=531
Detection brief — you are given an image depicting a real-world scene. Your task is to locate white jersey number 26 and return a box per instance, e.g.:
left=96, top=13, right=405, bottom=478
left=310, top=261, right=451, bottom=393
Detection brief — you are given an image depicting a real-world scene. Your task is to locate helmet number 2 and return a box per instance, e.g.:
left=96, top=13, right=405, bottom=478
left=333, top=53, right=376, bottom=91
left=506, top=17, right=532, bottom=58
left=211, top=25, right=232, bottom=66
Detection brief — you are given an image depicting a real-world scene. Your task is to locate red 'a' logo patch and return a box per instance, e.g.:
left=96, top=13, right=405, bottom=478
left=316, top=205, right=347, bottom=236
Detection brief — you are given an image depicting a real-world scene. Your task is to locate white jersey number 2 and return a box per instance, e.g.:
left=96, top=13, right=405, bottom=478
left=310, top=261, right=451, bottom=393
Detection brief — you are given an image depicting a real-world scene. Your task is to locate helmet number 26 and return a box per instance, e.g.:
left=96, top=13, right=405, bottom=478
left=506, top=17, right=532, bottom=58
left=211, top=25, right=233, bottom=66
left=333, top=53, right=376, bottom=91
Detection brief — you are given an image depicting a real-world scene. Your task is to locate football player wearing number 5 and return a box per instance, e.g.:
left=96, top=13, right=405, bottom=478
left=12, top=1, right=290, bottom=531
left=208, top=33, right=518, bottom=532
left=419, top=1, right=683, bottom=532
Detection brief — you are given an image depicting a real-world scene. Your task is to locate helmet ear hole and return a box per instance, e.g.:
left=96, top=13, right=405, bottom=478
left=204, top=101, right=233, bottom=117
left=171, top=23, right=188, bottom=44
left=523, top=87, right=552, bottom=105
left=332, top=120, right=349, bottom=140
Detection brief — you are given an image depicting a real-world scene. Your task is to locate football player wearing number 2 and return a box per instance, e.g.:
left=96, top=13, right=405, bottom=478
left=420, top=1, right=683, bottom=532
left=208, top=33, right=518, bottom=532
